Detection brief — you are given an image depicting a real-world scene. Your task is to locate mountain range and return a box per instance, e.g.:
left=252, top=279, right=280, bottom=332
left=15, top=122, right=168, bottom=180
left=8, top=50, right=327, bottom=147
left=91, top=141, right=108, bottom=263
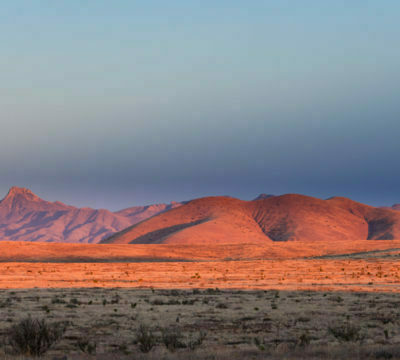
left=0, top=186, right=399, bottom=244
left=102, top=194, right=400, bottom=244
left=0, top=187, right=181, bottom=243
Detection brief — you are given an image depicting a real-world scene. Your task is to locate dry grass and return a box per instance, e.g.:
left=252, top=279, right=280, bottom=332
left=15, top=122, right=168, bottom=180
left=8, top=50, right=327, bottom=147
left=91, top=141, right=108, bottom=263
left=0, top=288, right=400, bottom=358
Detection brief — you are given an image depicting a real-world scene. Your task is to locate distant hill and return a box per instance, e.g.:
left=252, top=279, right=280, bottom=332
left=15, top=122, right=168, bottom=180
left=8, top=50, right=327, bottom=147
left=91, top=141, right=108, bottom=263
left=116, top=201, right=181, bottom=223
left=253, top=194, right=275, bottom=200
left=102, top=194, right=400, bottom=244
left=0, top=187, right=182, bottom=243
left=379, top=204, right=400, bottom=211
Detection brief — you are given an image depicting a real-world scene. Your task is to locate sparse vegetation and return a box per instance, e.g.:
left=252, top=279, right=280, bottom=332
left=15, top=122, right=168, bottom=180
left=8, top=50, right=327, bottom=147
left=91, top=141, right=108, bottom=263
left=297, top=332, right=311, bottom=347
left=7, top=317, right=67, bottom=356
left=51, top=296, right=66, bottom=304
left=135, top=324, right=156, bottom=353
left=328, top=321, right=364, bottom=342
left=69, top=297, right=81, bottom=305
left=1, top=287, right=400, bottom=358
left=187, top=331, right=207, bottom=351
left=162, top=326, right=186, bottom=352
left=216, top=302, right=228, bottom=309
left=77, top=337, right=97, bottom=354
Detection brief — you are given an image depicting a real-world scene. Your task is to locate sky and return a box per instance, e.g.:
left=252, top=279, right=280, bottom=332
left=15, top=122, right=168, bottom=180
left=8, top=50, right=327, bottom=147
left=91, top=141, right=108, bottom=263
left=1, top=1, right=399, bottom=210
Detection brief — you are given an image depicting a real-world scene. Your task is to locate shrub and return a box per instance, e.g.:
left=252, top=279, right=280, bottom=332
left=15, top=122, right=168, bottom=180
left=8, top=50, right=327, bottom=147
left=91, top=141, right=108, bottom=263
left=111, top=294, right=121, bottom=304
left=216, top=302, right=228, bottom=309
left=254, top=336, right=266, bottom=351
left=8, top=317, right=67, bottom=356
left=135, top=324, right=156, bottom=353
left=328, top=322, right=363, bottom=342
left=41, top=305, right=50, bottom=313
left=297, top=332, right=311, bottom=347
left=51, top=296, right=66, bottom=304
left=151, top=298, right=165, bottom=305
left=77, top=338, right=96, bottom=354
left=187, top=331, right=207, bottom=351
left=167, top=299, right=181, bottom=305
left=205, top=288, right=220, bottom=295
left=162, top=327, right=186, bottom=352
left=374, top=350, right=394, bottom=359
left=329, top=295, right=344, bottom=303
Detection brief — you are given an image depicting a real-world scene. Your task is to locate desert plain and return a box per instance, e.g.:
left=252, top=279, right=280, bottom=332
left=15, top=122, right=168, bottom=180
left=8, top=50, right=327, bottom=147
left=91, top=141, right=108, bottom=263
left=1, top=241, right=400, bottom=359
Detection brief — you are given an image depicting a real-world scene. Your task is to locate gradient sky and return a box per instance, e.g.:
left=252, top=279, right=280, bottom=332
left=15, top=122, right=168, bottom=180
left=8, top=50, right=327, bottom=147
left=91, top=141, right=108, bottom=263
left=1, top=1, right=399, bottom=210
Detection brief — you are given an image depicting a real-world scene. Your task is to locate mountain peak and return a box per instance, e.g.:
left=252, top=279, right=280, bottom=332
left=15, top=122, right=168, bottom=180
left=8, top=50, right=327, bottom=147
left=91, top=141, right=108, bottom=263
left=2, top=186, right=41, bottom=202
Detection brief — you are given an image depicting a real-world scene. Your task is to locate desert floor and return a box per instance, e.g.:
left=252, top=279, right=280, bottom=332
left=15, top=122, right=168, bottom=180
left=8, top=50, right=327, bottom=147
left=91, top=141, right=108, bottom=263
left=1, top=257, right=400, bottom=292
left=1, top=288, right=400, bottom=359
left=1, top=243, right=400, bottom=358
left=1, top=240, right=400, bottom=262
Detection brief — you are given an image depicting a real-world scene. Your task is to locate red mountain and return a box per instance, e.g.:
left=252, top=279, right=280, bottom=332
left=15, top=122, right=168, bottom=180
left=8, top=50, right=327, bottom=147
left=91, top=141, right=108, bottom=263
left=102, top=194, right=400, bottom=244
left=0, top=187, right=182, bottom=243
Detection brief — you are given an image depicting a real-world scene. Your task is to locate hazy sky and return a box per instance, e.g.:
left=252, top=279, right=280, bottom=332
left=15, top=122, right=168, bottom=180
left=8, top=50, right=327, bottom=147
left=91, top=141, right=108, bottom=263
left=1, top=1, right=399, bottom=210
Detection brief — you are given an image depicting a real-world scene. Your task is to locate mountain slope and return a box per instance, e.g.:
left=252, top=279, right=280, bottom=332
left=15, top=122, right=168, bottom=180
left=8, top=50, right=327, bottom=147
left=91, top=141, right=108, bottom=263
left=0, top=187, right=182, bottom=243
left=116, top=201, right=182, bottom=223
left=103, top=194, right=400, bottom=244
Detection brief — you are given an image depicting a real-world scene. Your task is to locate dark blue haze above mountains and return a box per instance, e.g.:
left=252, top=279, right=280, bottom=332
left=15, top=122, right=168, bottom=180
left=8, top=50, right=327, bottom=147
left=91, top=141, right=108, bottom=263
left=1, top=2, right=399, bottom=209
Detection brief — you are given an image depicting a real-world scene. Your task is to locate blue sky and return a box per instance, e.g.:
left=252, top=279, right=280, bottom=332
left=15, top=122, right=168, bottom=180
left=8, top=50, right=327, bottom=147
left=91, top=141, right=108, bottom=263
left=1, top=1, right=399, bottom=209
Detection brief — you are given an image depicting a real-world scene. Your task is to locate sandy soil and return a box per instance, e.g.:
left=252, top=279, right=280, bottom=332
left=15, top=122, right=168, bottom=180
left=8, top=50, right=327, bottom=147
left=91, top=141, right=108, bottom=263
left=1, top=241, right=400, bottom=293
left=0, top=256, right=400, bottom=292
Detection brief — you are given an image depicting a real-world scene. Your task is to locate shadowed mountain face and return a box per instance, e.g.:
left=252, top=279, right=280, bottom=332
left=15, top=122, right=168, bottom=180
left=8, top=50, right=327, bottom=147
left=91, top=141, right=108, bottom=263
left=0, top=187, right=182, bottom=243
left=102, top=194, right=400, bottom=244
